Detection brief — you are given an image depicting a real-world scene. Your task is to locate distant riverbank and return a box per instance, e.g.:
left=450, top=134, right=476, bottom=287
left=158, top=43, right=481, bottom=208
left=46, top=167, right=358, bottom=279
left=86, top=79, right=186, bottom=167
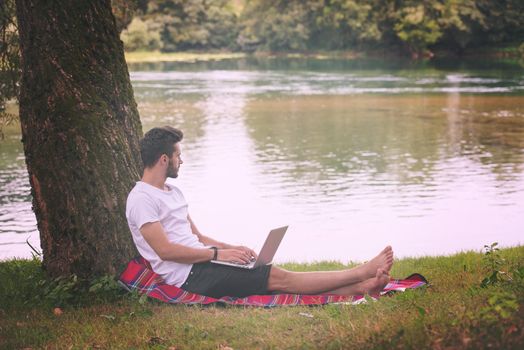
left=125, top=45, right=524, bottom=64
left=125, top=51, right=247, bottom=63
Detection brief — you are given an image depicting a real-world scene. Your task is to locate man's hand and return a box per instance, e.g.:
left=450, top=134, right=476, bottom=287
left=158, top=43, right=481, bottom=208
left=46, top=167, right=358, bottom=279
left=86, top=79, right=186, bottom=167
left=217, top=248, right=256, bottom=264
left=231, top=245, right=258, bottom=260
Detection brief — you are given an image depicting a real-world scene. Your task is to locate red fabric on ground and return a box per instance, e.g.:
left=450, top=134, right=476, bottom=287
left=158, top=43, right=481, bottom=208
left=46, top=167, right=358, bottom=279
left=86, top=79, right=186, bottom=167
left=119, top=257, right=428, bottom=306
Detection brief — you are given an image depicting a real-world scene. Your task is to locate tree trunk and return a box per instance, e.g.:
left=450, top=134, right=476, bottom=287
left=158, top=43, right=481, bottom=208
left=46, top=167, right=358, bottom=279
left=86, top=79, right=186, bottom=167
left=15, top=0, right=142, bottom=278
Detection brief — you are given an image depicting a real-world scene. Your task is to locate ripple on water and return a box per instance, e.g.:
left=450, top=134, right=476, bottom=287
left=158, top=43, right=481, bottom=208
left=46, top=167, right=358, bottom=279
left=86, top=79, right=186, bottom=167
left=2, top=65, right=524, bottom=261
left=0, top=202, right=36, bottom=234
left=0, top=169, right=32, bottom=204
left=130, top=70, right=524, bottom=97
left=0, top=166, right=36, bottom=248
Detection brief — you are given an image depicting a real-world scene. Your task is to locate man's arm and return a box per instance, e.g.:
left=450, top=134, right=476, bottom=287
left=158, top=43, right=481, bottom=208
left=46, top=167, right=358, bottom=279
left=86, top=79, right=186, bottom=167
left=140, top=221, right=254, bottom=264
left=140, top=222, right=214, bottom=263
left=187, top=215, right=231, bottom=248
left=188, top=215, right=258, bottom=259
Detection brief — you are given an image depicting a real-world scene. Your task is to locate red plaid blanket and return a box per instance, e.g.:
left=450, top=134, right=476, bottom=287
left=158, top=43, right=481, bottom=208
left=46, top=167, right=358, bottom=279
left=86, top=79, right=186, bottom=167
left=119, top=257, right=428, bottom=306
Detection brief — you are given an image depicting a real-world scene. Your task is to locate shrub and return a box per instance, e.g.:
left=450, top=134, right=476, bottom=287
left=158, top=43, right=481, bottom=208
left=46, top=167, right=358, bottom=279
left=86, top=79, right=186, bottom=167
left=121, top=17, right=162, bottom=52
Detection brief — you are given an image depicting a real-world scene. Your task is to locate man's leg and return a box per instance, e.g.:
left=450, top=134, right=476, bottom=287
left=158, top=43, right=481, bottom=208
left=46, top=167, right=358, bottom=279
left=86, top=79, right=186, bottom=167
left=321, top=269, right=390, bottom=296
left=267, top=246, right=393, bottom=295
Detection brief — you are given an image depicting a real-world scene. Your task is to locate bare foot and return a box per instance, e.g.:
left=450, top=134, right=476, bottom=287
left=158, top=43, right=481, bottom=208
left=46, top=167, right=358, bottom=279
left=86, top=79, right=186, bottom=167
left=361, top=268, right=390, bottom=296
left=360, top=246, right=394, bottom=279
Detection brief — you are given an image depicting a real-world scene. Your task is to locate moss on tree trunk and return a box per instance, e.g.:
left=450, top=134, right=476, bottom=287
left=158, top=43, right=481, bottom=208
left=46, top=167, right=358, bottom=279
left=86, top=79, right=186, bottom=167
left=15, top=0, right=142, bottom=278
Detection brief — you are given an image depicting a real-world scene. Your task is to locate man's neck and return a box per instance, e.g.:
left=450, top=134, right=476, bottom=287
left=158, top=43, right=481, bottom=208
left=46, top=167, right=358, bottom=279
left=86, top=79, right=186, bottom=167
left=141, top=169, right=167, bottom=191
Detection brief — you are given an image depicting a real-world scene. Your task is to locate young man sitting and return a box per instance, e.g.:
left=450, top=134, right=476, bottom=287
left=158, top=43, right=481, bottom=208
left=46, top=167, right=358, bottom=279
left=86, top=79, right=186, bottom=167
left=126, top=126, right=393, bottom=299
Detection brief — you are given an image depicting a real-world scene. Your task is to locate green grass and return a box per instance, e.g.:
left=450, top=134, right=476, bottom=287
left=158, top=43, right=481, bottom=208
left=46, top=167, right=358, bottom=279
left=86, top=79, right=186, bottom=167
left=123, top=50, right=368, bottom=64
left=1, top=246, right=523, bottom=349
left=124, top=51, right=247, bottom=63
left=123, top=46, right=524, bottom=64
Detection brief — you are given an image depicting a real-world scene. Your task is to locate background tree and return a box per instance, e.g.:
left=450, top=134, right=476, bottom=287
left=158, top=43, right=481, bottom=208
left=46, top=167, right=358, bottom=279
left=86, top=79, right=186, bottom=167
left=111, top=0, right=139, bottom=34
left=393, top=1, right=443, bottom=58
left=121, top=17, right=162, bottom=51
left=14, top=0, right=142, bottom=278
left=0, top=0, right=19, bottom=139
left=313, top=0, right=382, bottom=50
left=435, top=0, right=486, bottom=52
left=1, top=0, right=141, bottom=138
left=140, top=0, right=238, bottom=52
left=475, top=0, right=524, bottom=45
left=238, top=0, right=317, bottom=52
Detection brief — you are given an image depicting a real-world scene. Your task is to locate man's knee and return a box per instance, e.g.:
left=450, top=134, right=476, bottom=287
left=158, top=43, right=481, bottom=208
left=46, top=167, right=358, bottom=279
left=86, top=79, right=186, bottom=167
left=267, top=266, right=290, bottom=292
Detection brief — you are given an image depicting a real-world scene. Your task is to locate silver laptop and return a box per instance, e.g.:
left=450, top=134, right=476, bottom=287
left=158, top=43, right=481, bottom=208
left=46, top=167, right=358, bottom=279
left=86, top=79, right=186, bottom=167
left=211, top=226, right=288, bottom=269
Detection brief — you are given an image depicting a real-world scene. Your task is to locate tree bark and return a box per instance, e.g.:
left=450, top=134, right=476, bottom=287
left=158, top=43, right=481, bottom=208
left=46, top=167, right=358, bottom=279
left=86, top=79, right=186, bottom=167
left=15, top=0, right=142, bottom=278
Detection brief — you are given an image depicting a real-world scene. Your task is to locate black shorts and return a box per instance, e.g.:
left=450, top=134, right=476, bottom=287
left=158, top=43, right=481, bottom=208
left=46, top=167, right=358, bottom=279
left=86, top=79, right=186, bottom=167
left=180, top=262, right=272, bottom=299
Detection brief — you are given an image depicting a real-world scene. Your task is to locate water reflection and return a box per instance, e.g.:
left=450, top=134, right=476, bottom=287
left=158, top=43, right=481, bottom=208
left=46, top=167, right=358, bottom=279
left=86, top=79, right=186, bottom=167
left=131, top=70, right=524, bottom=96
left=1, top=58, right=524, bottom=261
left=243, top=94, right=523, bottom=261
left=128, top=57, right=524, bottom=75
left=0, top=130, right=39, bottom=259
left=246, top=96, right=444, bottom=188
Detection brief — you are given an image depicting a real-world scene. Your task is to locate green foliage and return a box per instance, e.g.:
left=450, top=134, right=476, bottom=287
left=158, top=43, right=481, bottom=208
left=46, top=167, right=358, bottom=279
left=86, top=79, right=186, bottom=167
left=393, top=3, right=443, bottom=56
left=518, top=43, right=524, bottom=58
left=1, top=246, right=524, bottom=349
left=0, top=0, right=19, bottom=139
left=234, top=0, right=524, bottom=55
left=475, top=0, right=524, bottom=44
left=111, top=0, right=141, bottom=34
left=88, top=275, right=122, bottom=294
left=38, top=274, right=80, bottom=307
left=138, top=0, right=239, bottom=52
left=514, top=266, right=524, bottom=280
left=480, top=242, right=510, bottom=288
left=0, top=259, right=128, bottom=309
left=0, top=0, right=143, bottom=139
left=121, top=17, right=162, bottom=51
left=0, top=258, right=44, bottom=309
left=313, top=0, right=382, bottom=49
left=483, top=242, right=505, bottom=272
left=436, top=0, right=486, bottom=50
left=238, top=0, right=313, bottom=52
left=39, top=274, right=128, bottom=307
left=480, top=291, right=519, bottom=321
left=477, top=242, right=524, bottom=329
left=0, top=105, right=16, bottom=140
left=3, top=0, right=524, bottom=71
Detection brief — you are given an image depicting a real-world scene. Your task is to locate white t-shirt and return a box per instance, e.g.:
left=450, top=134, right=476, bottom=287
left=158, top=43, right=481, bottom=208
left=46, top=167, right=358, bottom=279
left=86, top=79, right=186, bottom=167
left=126, top=181, right=205, bottom=287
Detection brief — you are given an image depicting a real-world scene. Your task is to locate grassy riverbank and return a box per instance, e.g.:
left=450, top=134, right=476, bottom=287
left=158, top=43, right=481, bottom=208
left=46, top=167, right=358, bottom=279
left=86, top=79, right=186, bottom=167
left=1, top=245, right=523, bottom=349
left=124, top=51, right=248, bottom=63
left=124, top=45, right=524, bottom=64
left=123, top=50, right=361, bottom=64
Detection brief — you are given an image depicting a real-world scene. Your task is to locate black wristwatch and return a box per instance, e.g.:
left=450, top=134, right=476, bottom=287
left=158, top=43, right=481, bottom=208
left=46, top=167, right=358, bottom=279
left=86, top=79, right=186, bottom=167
left=209, top=246, right=218, bottom=260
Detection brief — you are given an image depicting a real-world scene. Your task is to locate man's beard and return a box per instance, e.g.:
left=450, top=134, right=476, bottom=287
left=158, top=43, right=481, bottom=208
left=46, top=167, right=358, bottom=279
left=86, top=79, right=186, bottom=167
left=166, top=158, right=179, bottom=178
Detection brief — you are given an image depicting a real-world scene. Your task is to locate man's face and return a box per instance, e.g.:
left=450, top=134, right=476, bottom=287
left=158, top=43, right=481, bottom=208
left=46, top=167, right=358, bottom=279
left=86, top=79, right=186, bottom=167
left=166, top=143, right=183, bottom=178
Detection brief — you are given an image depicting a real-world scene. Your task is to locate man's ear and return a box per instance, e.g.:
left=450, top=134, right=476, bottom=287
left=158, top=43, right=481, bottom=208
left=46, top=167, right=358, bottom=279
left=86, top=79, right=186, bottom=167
left=154, top=154, right=168, bottom=167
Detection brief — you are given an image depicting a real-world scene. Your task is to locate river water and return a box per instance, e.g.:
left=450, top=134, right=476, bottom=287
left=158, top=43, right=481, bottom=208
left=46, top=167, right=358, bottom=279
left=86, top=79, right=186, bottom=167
left=1, top=57, right=523, bottom=262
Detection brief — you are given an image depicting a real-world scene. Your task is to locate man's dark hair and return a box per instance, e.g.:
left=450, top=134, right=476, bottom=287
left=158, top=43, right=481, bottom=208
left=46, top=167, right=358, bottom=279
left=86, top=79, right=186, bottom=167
left=140, top=126, right=183, bottom=168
